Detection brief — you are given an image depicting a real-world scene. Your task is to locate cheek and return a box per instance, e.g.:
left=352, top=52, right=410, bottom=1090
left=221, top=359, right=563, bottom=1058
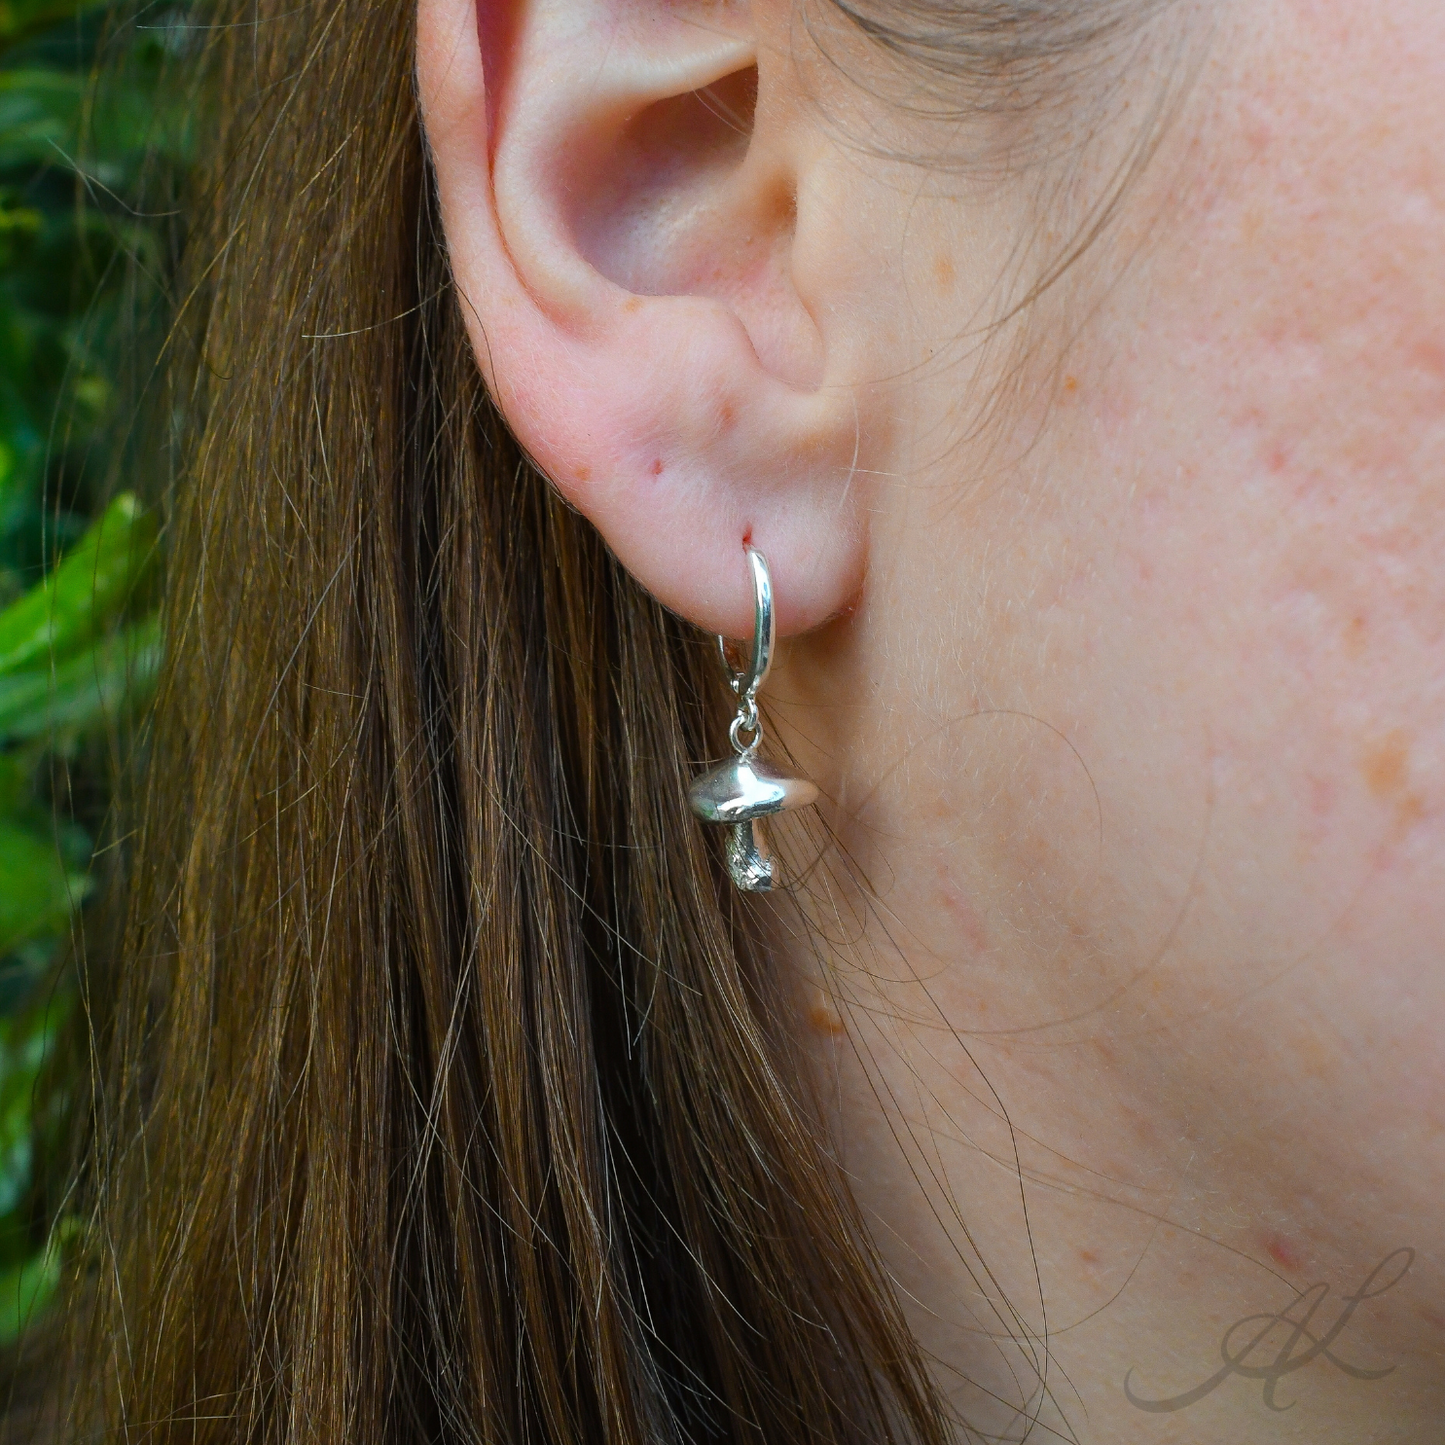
left=1090, top=0, right=1445, bottom=868
left=1018, top=0, right=1445, bottom=1247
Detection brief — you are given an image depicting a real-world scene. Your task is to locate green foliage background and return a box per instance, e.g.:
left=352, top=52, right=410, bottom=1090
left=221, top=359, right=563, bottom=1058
left=0, top=0, right=183, bottom=1340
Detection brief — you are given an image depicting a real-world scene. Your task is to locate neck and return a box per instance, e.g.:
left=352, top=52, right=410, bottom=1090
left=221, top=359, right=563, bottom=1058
left=764, top=596, right=1436, bottom=1444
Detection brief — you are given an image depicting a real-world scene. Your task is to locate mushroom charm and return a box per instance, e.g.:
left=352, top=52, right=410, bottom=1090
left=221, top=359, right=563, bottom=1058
left=688, top=753, right=819, bottom=891
left=687, top=548, right=819, bottom=892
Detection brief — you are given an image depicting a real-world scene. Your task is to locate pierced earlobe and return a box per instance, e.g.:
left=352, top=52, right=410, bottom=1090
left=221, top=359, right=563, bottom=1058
left=419, top=0, right=873, bottom=641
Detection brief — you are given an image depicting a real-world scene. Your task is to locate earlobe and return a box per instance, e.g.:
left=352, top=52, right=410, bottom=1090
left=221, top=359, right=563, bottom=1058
left=417, top=0, right=870, bottom=640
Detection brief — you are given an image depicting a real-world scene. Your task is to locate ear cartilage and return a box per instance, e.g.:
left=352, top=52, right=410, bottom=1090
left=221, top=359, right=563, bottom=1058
left=687, top=547, right=819, bottom=892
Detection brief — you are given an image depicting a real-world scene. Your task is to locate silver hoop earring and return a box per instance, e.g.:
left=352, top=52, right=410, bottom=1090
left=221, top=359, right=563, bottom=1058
left=687, top=547, right=819, bottom=892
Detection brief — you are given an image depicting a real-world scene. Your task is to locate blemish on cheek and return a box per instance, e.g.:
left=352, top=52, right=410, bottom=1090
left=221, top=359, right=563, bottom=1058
left=1411, top=338, right=1445, bottom=380
left=1361, top=729, right=1411, bottom=798
left=717, top=399, right=737, bottom=431
left=1291, top=1026, right=1337, bottom=1081
left=935, top=860, right=988, bottom=955
left=1396, top=792, right=1427, bottom=830
left=933, top=252, right=955, bottom=291
left=807, top=1003, right=846, bottom=1038
left=623, top=297, right=643, bottom=314
left=1264, top=1233, right=1303, bottom=1272
left=650, top=458, right=664, bottom=476
left=1062, top=374, right=1079, bottom=395
left=1241, top=116, right=1273, bottom=160
left=1078, top=1248, right=1100, bottom=1268
left=575, top=465, right=591, bottom=483
left=1343, top=614, right=1368, bottom=659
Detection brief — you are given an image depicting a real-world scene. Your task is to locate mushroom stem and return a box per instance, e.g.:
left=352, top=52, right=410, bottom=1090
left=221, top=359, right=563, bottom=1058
left=726, top=819, right=776, bottom=892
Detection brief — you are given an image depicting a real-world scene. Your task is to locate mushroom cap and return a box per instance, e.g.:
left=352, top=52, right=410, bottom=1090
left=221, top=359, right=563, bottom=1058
left=688, top=756, right=820, bottom=824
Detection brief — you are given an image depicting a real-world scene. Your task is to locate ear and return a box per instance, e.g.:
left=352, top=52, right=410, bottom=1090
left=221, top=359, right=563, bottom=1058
left=416, top=0, right=872, bottom=639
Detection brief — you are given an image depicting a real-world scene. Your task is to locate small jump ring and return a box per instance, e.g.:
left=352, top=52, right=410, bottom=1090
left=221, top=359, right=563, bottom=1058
left=729, top=710, right=762, bottom=756
left=716, top=547, right=774, bottom=702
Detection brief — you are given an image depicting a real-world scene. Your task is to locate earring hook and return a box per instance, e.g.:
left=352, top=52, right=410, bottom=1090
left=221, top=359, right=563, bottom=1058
left=716, top=546, right=774, bottom=703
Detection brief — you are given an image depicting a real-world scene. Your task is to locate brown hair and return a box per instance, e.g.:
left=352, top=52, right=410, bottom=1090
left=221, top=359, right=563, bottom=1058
left=68, top=3, right=1169, bottom=1443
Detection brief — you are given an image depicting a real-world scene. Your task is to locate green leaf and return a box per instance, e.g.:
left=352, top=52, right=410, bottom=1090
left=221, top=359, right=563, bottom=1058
left=0, top=999, right=63, bottom=1210
left=0, top=937, right=56, bottom=1016
left=0, top=0, right=103, bottom=43
left=0, top=1099, right=30, bottom=1217
left=0, top=818, right=82, bottom=952
left=0, top=749, right=28, bottom=814
left=0, top=611, right=158, bottom=740
left=0, top=0, right=106, bottom=48
left=0, top=1234, right=58, bottom=1342
left=0, top=0, right=188, bottom=1347
left=0, top=68, right=85, bottom=176
left=0, top=492, right=157, bottom=675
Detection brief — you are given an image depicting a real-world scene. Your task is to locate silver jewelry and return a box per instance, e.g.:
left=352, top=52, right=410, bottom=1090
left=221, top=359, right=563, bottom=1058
left=687, top=547, right=818, bottom=892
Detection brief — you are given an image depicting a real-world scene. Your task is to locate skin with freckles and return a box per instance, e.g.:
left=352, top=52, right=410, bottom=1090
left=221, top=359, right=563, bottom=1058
left=418, top=0, right=1445, bottom=1438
